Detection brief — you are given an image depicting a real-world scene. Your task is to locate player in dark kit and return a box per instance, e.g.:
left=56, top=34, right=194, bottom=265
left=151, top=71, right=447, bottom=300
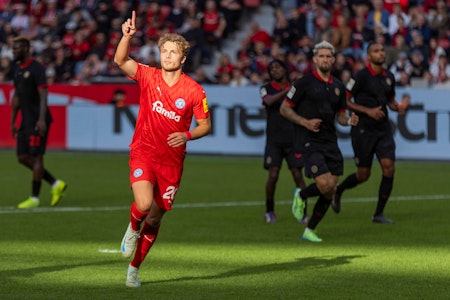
left=280, top=41, right=358, bottom=242
left=11, top=36, right=67, bottom=209
left=331, top=41, right=408, bottom=224
left=260, top=59, right=306, bottom=223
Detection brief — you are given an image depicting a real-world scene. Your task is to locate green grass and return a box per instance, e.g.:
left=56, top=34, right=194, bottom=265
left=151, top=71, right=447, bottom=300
left=0, top=151, right=449, bottom=299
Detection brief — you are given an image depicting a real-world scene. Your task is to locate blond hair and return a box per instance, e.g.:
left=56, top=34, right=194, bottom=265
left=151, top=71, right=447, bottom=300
left=313, top=41, right=335, bottom=56
left=158, top=33, right=190, bottom=57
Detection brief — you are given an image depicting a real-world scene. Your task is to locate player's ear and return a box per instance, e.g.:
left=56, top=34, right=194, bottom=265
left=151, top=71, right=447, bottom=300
left=181, top=56, right=187, bottom=65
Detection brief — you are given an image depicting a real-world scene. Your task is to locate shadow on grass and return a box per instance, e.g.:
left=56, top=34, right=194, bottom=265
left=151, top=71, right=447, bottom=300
left=147, top=255, right=363, bottom=285
left=0, top=260, right=119, bottom=283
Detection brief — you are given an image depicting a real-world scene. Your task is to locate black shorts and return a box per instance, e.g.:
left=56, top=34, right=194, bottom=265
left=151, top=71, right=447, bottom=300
left=303, top=143, right=343, bottom=178
left=263, top=142, right=303, bottom=170
left=16, top=128, right=49, bottom=156
left=351, top=127, right=395, bottom=167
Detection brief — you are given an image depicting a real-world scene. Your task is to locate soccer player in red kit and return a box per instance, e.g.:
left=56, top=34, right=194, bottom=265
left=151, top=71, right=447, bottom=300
left=114, top=11, right=211, bottom=287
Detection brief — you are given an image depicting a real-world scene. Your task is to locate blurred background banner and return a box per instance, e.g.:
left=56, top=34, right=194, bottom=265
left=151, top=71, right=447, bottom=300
left=0, top=84, right=448, bottom=160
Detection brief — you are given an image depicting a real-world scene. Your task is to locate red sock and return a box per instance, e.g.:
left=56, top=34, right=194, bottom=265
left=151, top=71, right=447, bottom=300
left=130, top=221, right=160, bottom=268
left=130, top=202, right=148, bottom=231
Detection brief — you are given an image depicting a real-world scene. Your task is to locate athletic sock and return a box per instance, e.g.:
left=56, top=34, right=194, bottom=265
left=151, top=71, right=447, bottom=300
left=32, top=180, right=41, bottom=198
left=265, top=198, right=274, bottom=212
left=307, top=194, right=332, bottom=230
left=337, top=173, right=360, bottom=194
left=375, top=176, right=394, bottom=216
left=130, top=202, right=148, bottom=231
left=130, top=221, right=160, bottom=268
left=43, top=170, right=56, bottom=185
left=300, top=183, right=320, bottom=200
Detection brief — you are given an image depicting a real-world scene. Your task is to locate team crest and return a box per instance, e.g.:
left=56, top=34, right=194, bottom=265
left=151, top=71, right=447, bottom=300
left=311, top=165, right=318, bottom=174
left=24, top=71, right=30, bottom=78
left=133, top=168, right=143, bottom=178
left=386, top=78, right=392, bottom=86
left=175, top=98, right=186, bottom=109
left=335, top=88, right=340, bottom=96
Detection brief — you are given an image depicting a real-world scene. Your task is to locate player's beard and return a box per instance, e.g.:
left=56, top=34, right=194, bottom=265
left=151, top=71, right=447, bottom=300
left=317, top=63, right=331, bottom=74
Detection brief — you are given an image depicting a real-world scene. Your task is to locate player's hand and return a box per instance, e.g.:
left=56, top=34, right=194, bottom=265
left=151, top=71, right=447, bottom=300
left=304, top=118, right=322, bottom=133
left=348, top=112, right=359, bottom=126
left=35, top=120, right=47, bottom=136
left=167, top=132, right=189, bottom=147
left=366, top=106, right=385, bottom=120
left=397, top=93, right=410, bottom=115
left=11, top=124, right=17, bottom=139
left=122, top=10, right=137, bottom=37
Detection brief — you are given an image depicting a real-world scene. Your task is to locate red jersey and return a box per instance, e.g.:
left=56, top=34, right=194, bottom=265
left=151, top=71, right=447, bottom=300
left=130, top=64, right=210, bottom=167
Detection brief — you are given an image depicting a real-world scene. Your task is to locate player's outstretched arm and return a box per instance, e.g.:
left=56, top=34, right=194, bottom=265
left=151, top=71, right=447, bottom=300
left=114, top=10, right=138, bottom=78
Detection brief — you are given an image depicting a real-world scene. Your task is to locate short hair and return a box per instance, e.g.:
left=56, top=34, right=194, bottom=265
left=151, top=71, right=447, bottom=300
left=158, top=33, right=190, bottom=57
left=13, top=36, right=30, bottom=49
left=313, top=41, right=335, bottom=56
left=366, top=41, right=379, bottom=54
left=268, top=59, right=287, bottom=71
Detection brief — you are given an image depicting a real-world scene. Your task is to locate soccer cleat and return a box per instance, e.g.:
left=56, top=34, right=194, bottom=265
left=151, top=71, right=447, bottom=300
left=331, top=191, right=341, bottom=213
left=264, top=211, right=277, bottom=223
left=17, top=197, right=40, bottom=209
left=50, top=180, right=67, bottom=206
left=121, top=223, right=140, bottom=258
left=125, top=264, right=141, bottom=287
left=372, top=214, right=394, bottom=224
left=292, top=188, right=306, bottom=221
left=302, top=228, right=322, bottom=242
left=298, top=214, right=309, bottom=224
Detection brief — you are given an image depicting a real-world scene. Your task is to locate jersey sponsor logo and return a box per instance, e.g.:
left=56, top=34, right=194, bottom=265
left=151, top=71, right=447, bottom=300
left=133, top=168, right=143, bottom=178
left=152, top=100, right=181, bottom=122
left=287, top=86, right=296, bottom=99
left=202, top=97, right=209, bottom=113
left=346, top=78, right=355, bottom=90
left=175, top=98, right=186, bottom=109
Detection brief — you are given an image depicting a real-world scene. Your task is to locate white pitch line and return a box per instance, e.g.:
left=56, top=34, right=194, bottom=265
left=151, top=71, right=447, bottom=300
left=0, top=194, right=449, bottom=215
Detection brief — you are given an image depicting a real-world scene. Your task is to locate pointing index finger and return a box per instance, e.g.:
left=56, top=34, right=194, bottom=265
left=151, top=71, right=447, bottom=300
left=131, top=10, right=136, bottom=28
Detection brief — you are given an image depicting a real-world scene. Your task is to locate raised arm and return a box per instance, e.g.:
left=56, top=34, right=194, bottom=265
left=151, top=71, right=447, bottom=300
left=114, top=10, right=138, bottom=78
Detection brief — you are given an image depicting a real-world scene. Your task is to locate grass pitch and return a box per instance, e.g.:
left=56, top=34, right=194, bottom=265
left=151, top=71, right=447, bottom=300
left=0, top=151, right=449, bottom=299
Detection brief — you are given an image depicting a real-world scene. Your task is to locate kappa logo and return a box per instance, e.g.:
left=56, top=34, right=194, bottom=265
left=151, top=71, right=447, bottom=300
left=152, top=100, right=181, bottom=122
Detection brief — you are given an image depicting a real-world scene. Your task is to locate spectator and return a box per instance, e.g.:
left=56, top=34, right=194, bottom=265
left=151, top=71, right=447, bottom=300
left=406, top=13, right=433, bottom=45
left=388, top=3, right=410, bottom=36
left=10, top=3, right=29, bottom=34
left=272, top=9, right=294, bottom=52
left=428, top=1, right=448, bottom=38
left=219, top=0, right=243, bottom=36
left=385, top=34, right=410, bottom=67
left=165, top=0, right=186, bottom=31
left=331, top=14, right=352, bottom=52
left=287, top=7, right=307, bottom=45
left=248, top=21, right=271, bottom=50
left=389, top=51, right=413, bottom=83
left=332, top=52, right=353, bottom=80
left=409, top=49, right=431, bottom=80
left=215, top=53, right=235, bottom=79
left=429, top=53, right=450, bottom=85
left=230, top=68, right=250, bottom=87
left=202, top=0, right=227, bottom=52
left=194, top=67, right=216, bottom=85
left=365, top=0, right=390, bottom=33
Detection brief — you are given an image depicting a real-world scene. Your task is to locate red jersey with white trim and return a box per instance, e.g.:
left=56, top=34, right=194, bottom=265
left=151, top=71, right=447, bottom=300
left=130, top=63, right=210, bottom=167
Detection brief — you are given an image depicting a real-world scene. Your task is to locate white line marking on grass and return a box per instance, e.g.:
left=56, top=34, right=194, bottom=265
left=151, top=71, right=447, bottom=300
left=98, top=249, right=121, bottom=253
left=0, top=194, right=449, bottom=214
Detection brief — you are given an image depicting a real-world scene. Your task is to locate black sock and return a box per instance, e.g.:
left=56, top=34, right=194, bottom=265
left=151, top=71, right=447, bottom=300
left=375, top=176, right=393, bottom=216
left=43, top=170, right=56, bottom=185
left=300, top=183, right=320, bottom=200
left=266, top=199, right=274, bottom=212
left=337, top=173, right=360, bottom=194
left=32, top=180, right=41, bottom=198
left=307, top=194, right=332, bottom=230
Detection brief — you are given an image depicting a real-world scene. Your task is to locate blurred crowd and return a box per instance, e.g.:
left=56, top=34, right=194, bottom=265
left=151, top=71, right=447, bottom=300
left=1, top=0, right=450, bottom=88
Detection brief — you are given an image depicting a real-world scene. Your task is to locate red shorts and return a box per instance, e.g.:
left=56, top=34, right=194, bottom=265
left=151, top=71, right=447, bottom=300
left=129, top=154, right=184, bottom=211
